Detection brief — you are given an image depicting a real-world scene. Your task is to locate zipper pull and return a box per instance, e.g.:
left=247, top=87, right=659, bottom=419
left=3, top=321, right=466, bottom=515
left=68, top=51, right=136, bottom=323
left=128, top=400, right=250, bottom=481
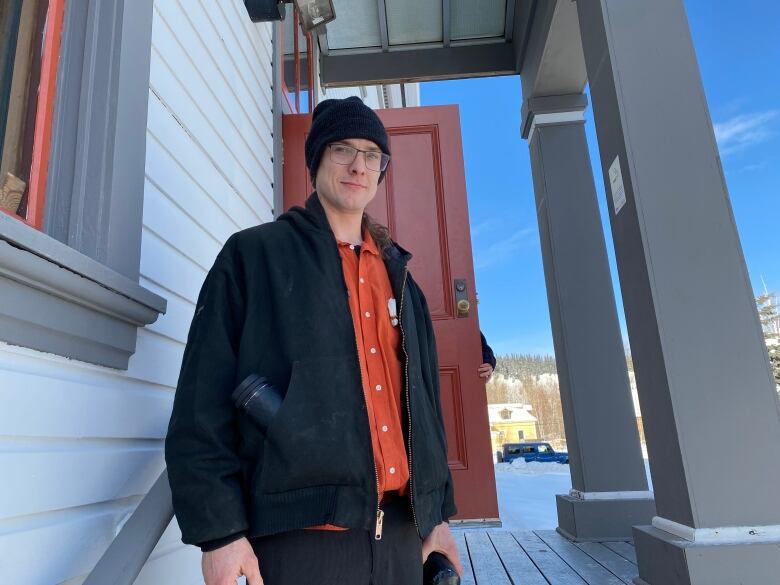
left=375, top=508, right=385, bottom=540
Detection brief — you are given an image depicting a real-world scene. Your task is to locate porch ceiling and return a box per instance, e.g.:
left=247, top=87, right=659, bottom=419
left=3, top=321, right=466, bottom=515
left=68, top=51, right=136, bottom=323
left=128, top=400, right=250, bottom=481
left=315, top=0, right=536, bottom=87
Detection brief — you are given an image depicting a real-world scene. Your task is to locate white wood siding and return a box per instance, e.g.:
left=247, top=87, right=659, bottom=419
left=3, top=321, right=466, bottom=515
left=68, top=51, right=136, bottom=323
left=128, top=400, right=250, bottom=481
left=0, top=1, right=274, bottom=583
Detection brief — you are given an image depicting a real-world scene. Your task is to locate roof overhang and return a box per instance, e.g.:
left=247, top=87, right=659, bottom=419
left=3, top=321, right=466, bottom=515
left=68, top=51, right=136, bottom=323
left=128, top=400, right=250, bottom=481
left=320, top=41, right=518, bottom=87
left=313, top=0, right=538, bottom=87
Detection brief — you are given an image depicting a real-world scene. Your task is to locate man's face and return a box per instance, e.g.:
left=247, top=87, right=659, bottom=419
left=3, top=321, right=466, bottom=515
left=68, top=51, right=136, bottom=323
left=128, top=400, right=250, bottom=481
left=314, top=138, right=382, bottom=215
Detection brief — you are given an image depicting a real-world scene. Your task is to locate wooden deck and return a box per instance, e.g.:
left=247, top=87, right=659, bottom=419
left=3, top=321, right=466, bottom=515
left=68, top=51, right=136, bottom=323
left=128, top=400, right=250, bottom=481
left=452, top=529, right=639, bottom=585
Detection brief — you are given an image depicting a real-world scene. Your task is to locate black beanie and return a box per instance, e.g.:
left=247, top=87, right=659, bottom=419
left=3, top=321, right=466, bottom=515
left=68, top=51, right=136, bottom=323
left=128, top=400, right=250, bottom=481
left=305, top=96, right=390, bottom=184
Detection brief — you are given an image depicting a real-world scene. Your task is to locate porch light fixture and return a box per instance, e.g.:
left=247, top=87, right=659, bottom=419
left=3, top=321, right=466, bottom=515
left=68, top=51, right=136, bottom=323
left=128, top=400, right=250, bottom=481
left=292, top=0, right=336, bottom=32
left=243, top=0, right=286, bottom=22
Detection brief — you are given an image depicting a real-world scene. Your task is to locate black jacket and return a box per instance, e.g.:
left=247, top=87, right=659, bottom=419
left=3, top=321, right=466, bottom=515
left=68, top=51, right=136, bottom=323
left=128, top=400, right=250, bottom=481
left=165, top=194, right=457, bottom=550
left=480, top=332, right=496, bottom=369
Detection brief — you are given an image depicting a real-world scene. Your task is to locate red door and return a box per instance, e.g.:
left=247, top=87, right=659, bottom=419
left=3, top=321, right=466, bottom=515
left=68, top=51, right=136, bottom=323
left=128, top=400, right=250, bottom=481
left=283, top=105, right=498, bottom=523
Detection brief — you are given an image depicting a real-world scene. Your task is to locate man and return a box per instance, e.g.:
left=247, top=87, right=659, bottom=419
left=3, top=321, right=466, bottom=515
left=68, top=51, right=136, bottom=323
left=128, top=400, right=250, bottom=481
left=165, top=96, right=462, bottom=585
left=479, top=332, right=496, bottom=381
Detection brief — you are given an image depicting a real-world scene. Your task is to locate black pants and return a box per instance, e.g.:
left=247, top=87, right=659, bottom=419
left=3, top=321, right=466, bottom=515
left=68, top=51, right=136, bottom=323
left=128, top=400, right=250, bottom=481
left=250, top=492, right=423, bottom=585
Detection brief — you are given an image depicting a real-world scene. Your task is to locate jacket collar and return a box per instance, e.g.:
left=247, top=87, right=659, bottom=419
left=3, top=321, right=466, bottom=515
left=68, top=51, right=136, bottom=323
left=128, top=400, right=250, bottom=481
left=303, top=192, right=413, bottom=265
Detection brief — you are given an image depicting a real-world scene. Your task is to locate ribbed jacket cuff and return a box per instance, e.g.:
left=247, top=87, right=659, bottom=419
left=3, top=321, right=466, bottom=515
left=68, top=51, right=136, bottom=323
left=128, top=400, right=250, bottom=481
left=199, top=531, right=247, bottom=552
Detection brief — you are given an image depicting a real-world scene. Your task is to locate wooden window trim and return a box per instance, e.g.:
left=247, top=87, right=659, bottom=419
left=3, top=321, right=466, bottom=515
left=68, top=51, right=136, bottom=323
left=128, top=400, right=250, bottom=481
left=0, top=0, right=166, bottom=370
left=0, top=0, right=65, bottom=229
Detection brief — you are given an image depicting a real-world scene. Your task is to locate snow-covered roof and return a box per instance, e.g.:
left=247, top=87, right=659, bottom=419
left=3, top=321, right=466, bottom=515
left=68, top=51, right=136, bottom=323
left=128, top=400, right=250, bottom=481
left=487, top=403, right=537, bottom=423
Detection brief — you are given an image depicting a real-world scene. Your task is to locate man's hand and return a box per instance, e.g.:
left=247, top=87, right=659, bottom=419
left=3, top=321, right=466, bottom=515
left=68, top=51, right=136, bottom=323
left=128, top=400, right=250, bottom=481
left=202, top=537, right=263, bottom=585
left=421, top=522, right=464, bottom=577
left=478, top=362, right=493, bottom=381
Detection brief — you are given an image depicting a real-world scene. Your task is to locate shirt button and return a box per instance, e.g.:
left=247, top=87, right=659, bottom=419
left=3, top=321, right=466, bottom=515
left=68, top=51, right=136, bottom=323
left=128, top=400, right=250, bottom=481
left=365, top=311, right=371, bottom=318
left=382, top=425, right=388, bottom=432
left=370, top=347, right=377, bottom=354
left=389, top=467, right=396, bottom=474
left=359, top=278, right=365, bottom=284
left=349, top=244, right=355, bottom=250
left=375, top=384, right=382, bottom=391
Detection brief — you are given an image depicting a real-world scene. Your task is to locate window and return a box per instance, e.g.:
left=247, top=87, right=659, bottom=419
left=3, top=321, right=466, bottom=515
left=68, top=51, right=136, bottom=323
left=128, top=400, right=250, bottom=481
left=0, top=0, right=64, bottom=228
left=517, top=430, right=524, bottom=440
left=499, top=408, right=512, bottom=420
left=0, top=0, right=165, bottom=370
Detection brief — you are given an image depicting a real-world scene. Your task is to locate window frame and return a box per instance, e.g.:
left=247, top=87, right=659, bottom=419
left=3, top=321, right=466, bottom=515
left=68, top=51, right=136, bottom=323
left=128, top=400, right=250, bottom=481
left=0, top=0, right=165, bottom=370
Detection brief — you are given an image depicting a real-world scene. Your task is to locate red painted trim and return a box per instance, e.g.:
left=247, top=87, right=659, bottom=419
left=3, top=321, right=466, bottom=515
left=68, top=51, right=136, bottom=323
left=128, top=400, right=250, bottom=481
left=293, top=8, right=300, bottom=113
left=306, top=31, right=314, bottom=112
left=26, top=0, right=65, bottom=229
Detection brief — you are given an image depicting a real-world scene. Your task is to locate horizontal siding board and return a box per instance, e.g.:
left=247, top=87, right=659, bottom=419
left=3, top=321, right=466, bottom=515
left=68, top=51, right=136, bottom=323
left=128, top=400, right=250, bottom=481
left=152, top=2, right=273, bottom=168
left=0, top=446, right=163, bottom=519
left=143, top=180, right=222, bottom=273
left=145, top=90, right=272, bottom=231
left=144, top=103, right=244, bottom=236
left=0, top=370, right=171, bottom=439
left=210, top=1, right=274, bottom=97
left=140, top=278, right=195, bottom=344
left=148, top=45, right=272, bottom=218
left=140, top=228, right=207, bottom=305
left=126, top=327, right=185, bottom=389
left=170, top=0, right=272, bottom=129
left=0, top=498, right=139, bottom=585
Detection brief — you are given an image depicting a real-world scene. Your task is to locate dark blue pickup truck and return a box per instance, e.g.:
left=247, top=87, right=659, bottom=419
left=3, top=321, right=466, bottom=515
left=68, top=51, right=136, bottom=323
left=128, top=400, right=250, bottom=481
left=496, top=442, right=569, bottom=464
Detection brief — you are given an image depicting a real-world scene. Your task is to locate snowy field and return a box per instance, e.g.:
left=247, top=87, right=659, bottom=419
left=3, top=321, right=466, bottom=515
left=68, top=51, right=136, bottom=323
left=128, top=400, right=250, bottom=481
left=493, top=459, right=653, bottom=530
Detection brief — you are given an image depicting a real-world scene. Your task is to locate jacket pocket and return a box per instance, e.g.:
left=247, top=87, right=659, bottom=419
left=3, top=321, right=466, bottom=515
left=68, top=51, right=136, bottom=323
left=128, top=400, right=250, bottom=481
left=255, top=355, right=372, bottom=494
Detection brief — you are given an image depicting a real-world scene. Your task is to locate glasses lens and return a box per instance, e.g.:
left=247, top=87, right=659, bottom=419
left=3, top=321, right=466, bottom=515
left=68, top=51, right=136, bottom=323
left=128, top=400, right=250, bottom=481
left=330, top=144, right=356, bottom=165
left=329, top=144, right=390, bottom=172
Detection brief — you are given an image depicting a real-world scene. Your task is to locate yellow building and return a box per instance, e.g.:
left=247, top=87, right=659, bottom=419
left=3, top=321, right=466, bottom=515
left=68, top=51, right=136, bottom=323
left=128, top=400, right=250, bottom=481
left=487, top=403, right=539, bottom=456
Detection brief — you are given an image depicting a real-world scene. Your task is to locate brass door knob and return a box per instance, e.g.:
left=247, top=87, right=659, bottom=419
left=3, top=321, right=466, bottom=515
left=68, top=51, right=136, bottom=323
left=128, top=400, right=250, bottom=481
left=457, top=299, right=470, bottom=317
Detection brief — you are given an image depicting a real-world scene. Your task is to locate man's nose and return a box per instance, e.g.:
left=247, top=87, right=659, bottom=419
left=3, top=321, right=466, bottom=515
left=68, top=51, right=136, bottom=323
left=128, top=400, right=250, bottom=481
left=349, top=152, right=368, bottom=173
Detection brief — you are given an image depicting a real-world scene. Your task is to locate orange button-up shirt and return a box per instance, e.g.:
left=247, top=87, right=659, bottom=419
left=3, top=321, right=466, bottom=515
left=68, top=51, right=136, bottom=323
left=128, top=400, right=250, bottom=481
left=306, top=230, right=411, bottom=531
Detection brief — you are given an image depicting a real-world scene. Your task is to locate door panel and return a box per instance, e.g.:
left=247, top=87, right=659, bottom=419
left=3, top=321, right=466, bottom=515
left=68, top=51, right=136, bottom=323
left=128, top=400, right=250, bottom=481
left=283, top=105, right=498, bottom=522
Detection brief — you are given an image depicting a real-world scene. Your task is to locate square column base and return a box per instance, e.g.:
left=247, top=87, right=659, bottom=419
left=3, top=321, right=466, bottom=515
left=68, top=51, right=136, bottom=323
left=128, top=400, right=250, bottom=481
left=633, top=525, right=780, bottom=585
left=556, top=494, right=656, bottom=542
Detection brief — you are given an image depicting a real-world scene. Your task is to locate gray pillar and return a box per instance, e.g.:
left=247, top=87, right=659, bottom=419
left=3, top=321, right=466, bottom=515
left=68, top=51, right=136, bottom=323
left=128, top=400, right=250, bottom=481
left=522, top=94, right=655, bottom=541
left=576, top=0, right=780, bottom=583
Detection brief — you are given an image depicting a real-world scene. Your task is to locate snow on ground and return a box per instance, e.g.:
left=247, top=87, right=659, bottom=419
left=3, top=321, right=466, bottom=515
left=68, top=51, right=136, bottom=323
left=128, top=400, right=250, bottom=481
left=494, top=459, right=653, bottom=531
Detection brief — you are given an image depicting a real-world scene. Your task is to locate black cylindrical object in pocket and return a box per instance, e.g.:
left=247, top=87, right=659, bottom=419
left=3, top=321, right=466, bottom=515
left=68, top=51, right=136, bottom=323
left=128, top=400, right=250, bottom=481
left=423, top=552, right=460, bottom=585
left=232, top=374, right=283, bottom=433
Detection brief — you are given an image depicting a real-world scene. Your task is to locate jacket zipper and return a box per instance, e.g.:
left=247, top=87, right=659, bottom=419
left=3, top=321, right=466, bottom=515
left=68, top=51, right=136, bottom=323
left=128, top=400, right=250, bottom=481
left=398, top=267, right=420, bottom=535
left=353, top=322, right=384, bottom=540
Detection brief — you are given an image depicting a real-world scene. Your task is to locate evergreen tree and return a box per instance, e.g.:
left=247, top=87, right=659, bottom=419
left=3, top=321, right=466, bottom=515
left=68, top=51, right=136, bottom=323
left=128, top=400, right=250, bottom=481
left=756, top=293, right=780, bottom=393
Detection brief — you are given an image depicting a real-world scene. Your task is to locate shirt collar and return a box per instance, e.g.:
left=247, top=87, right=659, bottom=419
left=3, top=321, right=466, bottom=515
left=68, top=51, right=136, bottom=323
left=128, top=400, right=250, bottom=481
left=336, top=228, right=379, bottom=256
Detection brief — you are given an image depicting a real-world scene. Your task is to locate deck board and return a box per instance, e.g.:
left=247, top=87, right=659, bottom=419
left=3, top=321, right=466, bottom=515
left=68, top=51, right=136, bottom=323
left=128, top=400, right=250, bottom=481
left=603, top=541, right=638, bottom=565
left=451, top=528, right=640, bottom=585
left=464, top=531, right=513, bottom=585
left=535, top=531, right=626, bottom=585
left=488, top=531, right=548, bottom=585
left=452, top=530, right=477, bottom=585
left=575, top=542, right=638, bottom=584
left=512, top=531, right=588, bottom=584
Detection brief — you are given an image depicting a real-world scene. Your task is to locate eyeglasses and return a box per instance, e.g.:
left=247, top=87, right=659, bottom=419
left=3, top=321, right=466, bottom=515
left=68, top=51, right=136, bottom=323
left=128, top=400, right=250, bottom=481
left=327, top=143, right=390, bottom=172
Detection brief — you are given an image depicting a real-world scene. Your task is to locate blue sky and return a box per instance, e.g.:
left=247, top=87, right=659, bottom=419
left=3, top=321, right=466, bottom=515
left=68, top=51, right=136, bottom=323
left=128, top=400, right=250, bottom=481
left=420, top=0, right=780, bottom=356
